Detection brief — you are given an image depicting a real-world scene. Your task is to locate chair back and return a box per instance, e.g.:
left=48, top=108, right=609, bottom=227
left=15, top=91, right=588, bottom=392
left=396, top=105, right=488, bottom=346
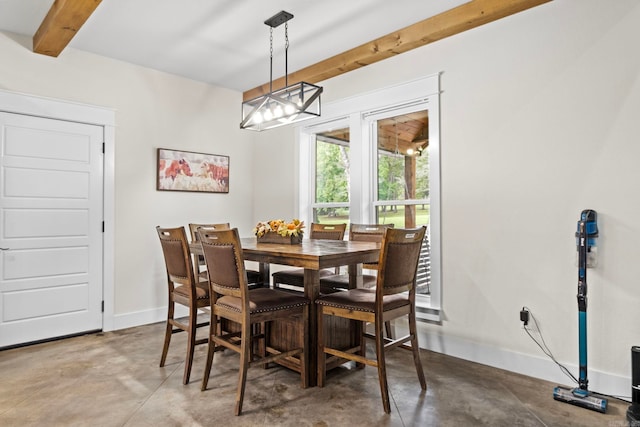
left=376, top=227, right=427, bottom=297
left=188, top=222, right=230, bottom=242
left=198, top=228, right=247, bottom=300
left=309, top=223, right=347, bottom=240
left=156, top=226, right=197, bottom=290
left=189, top=223, right=231, bottom=277
left=348, top=223, right=394, bottom=270
left=349, top=223, right=394, bottom=243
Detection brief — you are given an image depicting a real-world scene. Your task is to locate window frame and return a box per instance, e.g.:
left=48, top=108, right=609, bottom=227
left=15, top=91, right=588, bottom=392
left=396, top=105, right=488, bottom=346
left=297, top=75, right=441, bottom=322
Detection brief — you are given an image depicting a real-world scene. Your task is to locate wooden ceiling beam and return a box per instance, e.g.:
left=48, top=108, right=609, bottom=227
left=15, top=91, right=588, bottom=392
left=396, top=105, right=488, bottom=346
left=33, top=0, right=102, bottom=57
left=243, top=0, right=551, bottom=101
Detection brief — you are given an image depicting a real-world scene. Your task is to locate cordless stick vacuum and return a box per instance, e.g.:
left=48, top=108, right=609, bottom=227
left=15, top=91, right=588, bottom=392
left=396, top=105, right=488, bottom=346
left=553, top=210, right=608, bottom=413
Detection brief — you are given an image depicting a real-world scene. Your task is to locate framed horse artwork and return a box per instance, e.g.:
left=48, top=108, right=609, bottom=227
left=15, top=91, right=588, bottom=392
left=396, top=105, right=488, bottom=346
left=156, top=148, right=229, bottom=193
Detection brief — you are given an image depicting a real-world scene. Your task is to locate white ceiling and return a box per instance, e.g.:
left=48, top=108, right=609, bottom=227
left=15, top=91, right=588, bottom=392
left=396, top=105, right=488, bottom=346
left=0, top=0, right=468, bottom=92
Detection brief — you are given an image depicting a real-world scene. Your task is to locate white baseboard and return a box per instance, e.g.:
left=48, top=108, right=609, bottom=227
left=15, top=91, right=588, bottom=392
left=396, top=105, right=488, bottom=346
left=108, top=306, right=191, bottom=331
left=404, top=321, right=631, bottom=401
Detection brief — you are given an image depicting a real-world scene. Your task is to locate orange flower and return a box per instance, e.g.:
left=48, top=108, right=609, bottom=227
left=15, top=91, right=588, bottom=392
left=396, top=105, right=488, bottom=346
left=254, top=219, right=304, bottom=237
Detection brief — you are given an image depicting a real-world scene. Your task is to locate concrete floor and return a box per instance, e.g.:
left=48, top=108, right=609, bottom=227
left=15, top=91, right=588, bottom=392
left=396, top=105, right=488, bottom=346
left=0, top=321, right=630, bottom=427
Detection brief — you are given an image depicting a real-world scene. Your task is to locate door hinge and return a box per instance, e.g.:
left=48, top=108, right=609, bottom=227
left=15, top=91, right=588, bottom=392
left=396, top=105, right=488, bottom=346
left=102, top=142, right=105, bottom=154
left=102, top=221, right=105, bottom=232
left=101, top=301, right=105, bottom=313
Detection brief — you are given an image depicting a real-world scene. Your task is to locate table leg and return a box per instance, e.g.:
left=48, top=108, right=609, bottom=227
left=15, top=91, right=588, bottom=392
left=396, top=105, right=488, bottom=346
left=259, top=262, right=270, bottom=288
left=348, top=263, right=363, bottom=288
left=304, top=269, right=320, bottom=387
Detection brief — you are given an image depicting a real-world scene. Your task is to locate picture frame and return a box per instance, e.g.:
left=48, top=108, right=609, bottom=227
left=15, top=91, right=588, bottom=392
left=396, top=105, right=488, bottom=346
left=156, top=148, right=229, bottom=193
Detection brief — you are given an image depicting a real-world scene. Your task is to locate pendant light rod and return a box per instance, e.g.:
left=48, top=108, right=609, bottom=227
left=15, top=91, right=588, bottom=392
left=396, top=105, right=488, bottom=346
left=269, top=27, right=273, bottom=94
left=285, top=22, right=289, bottom=88
left=265, top=11, right=292, bottom=94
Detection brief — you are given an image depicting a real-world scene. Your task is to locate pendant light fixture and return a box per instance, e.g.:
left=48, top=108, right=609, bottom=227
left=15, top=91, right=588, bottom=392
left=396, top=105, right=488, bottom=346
left=240, top=11, right=323, bottom=131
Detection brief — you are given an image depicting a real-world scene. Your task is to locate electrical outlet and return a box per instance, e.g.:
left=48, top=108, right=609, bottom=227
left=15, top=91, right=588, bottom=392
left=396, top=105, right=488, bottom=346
left=520, top=308, right=529, bottom=326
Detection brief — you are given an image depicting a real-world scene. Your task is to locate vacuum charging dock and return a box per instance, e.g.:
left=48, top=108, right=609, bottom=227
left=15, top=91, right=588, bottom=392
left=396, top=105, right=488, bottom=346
left=628, top=346, right=640, bottom=425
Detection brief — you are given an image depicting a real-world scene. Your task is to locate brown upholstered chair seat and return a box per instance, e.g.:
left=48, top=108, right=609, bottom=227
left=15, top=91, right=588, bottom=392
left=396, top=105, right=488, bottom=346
left=273, top=267, right=335, bottom=288
left=246, top=270, right=263, bottom=285
left=216, top=288, right=310, bottom=313
left=319, top=273, right=377, bottom=291
left=174, top=282, right=209, bottom=300
left=272, top=223, right=347, bottom=289
left=199, top=269, right=264, bottom=290
left=316, top=288, right=409, bottom=313
left=316, top=223, right=392, bottom=291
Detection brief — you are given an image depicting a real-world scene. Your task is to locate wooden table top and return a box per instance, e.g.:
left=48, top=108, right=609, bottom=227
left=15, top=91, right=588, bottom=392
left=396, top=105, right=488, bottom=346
left=191, top=238, right=380, bottom=270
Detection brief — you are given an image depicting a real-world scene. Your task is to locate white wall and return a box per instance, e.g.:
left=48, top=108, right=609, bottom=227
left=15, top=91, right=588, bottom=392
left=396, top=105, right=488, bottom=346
left=250, top=125, right=299, bottom=221
left=0, top=32, right=257, bottom=325
left=254, top=0, right=640, bottom=396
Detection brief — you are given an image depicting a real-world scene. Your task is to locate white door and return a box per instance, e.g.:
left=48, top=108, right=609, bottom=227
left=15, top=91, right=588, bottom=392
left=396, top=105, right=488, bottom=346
left=0, top=112, right=103, bottom=347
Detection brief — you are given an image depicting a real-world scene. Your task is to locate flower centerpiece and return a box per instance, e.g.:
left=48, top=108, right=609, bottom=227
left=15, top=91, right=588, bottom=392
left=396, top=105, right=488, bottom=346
left=253, top=219, right=305, bottom=244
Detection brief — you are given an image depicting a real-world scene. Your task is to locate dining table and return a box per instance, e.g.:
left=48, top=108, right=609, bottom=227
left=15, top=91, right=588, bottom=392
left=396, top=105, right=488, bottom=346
left=191, top=237, right=380, bottom=386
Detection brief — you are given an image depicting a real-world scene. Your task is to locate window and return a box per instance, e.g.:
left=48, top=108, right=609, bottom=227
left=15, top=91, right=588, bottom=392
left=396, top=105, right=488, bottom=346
left=298, top=75, right=441, bottom=321
left=313, top=129, right=350, bottom=224
left=371, top=111, right=431, bottom=297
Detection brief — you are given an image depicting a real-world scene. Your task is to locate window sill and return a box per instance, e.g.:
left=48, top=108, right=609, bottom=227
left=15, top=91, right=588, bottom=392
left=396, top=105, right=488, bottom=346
left=416, top=296, right=441, bottom=323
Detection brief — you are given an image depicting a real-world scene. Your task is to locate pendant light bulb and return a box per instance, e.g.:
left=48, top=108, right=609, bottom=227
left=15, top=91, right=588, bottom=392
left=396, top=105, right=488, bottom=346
left=284, top=104, right=295, bottom=115
left=273, top=104, right=283, bottom=118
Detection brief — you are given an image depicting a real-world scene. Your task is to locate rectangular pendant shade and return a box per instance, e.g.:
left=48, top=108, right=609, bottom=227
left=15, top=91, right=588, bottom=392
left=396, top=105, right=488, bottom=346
left=240, top=81, right=322, bottom=131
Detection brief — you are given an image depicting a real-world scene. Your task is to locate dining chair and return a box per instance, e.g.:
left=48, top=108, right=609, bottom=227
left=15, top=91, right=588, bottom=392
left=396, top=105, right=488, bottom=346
left=198, top=227, right=310, bottom=416
left=316, top=226, right=427, bottom=414
left=272, top=222, right=347, bottom=290
left=319, top=223, right=393, bottom=292
left=189, top=222, right=264, bottom=288
left=156, top=226, right=210, bottom=385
